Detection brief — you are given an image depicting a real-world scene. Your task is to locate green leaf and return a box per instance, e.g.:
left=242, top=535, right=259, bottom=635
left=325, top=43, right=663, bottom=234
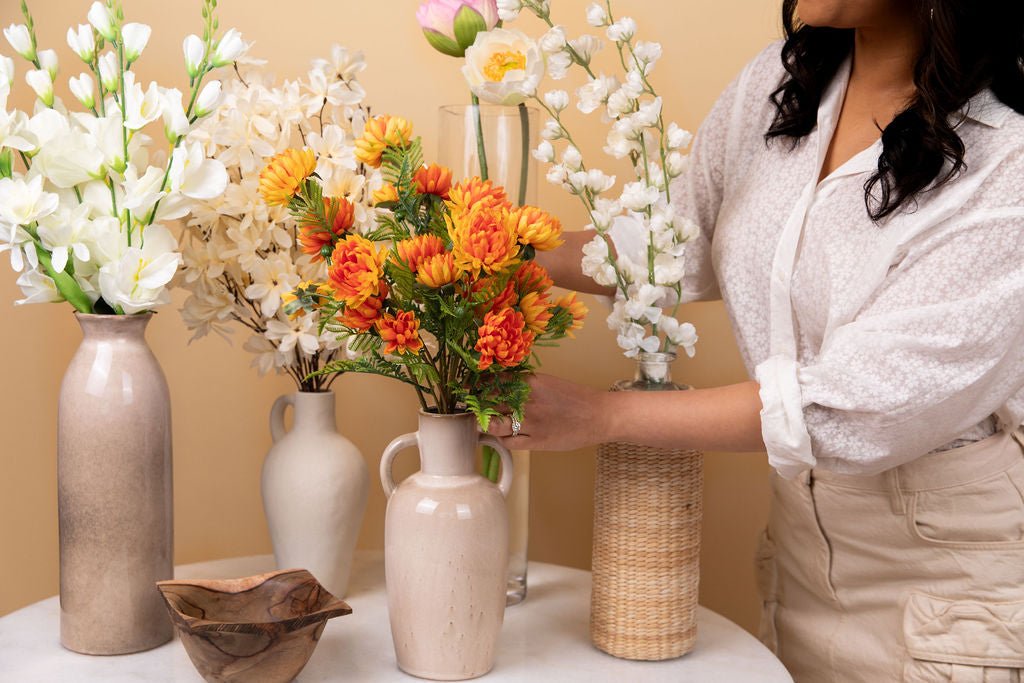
left=423, top=28, right=464, bottom=58
left=0, top=150, right=12, bottom=179
left=453, top=5, right=487, bottom=51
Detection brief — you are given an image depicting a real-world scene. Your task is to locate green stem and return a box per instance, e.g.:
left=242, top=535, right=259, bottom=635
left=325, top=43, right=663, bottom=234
left=517, top=103, right=530, bottom=207
left=34, top=244, right=92, bottom=313
left=471, top=93, right=489, bottom=182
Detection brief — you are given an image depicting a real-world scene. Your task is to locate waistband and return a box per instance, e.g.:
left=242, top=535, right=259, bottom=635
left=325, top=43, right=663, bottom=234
left=812, top=429, right=1024, bottom=492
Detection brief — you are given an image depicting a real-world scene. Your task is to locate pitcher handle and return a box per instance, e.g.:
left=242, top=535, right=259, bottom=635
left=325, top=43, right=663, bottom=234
left=270, top=394, right=294, bottom=443
left=380, top=432, right=419, bottom=498
left=479, top=435, right=514, bottom=498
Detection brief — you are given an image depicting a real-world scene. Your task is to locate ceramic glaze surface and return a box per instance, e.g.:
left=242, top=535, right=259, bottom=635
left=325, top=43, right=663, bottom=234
left=261, top=391, right=369, bottom=598
left=58, top=313, right=173, bottom=655
left=381, top=412, right=511, bottom=680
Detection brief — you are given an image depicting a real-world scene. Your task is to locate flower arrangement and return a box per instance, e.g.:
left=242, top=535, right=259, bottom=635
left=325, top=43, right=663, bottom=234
left=469, top=1, right=700, bottom=359
left=178, top=45, right=380, bottom=391
left=0, top=0, right=242, bottom=314
left=274, top=117, right=585, bottom=429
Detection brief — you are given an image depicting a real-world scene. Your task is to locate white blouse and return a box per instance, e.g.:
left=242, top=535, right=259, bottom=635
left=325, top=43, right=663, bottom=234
left=629, top=42, right=1024, bottom=477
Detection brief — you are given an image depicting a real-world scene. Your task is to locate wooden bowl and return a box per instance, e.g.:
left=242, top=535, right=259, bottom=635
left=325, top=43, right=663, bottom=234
left=156, top=569, right=352, bottom=683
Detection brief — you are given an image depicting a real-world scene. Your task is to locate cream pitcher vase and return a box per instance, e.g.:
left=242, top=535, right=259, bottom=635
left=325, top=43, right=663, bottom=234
left=380, top=411, right=513, bottom=680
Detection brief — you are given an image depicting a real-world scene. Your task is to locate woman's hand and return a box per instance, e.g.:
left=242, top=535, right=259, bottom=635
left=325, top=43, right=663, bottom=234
left=488, top=374, right=612, bottom=452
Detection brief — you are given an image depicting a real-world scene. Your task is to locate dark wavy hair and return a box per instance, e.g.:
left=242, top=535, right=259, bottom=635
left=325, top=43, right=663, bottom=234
left=766, top=0, right=1024, bottom=220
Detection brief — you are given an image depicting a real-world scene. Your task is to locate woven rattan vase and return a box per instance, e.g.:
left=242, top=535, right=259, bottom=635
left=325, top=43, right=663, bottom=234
left=590, top=352, right=704, bottom=661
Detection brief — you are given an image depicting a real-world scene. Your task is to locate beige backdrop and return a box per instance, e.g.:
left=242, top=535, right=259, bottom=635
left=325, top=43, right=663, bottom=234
left=0, top=0, right=782, bottom=634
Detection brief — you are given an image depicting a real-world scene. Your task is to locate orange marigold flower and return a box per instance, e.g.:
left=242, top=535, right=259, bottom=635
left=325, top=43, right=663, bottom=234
left=513, top=261, right=553, bottom=295
left=447, top=206, right=520, bottom=277
left=281, top=280, right=335, bottom=319
left=298, top=196, right=356, bottom=261
left=463, top=276, right=518, bottom=316
left=372, top=183, right=399, bottom=206
left=356, top=115, right=414, bottom=168
left=475, top=307, right=534, bottom=371
left=327, top=234, right=387, bottom=308
left=416, top=252, right=463, bottom=288
left=445, top=177, right=510, bottom=221
left=259, top=148, right=317, bottom=207
left=376, top=310, right=424, bottom=355
left=509, top=205, right=564, bottom=251
left=556, top=291, right=588, bottom=337
left=395, top=234, right=446, bottom=272
left=414, top=163, right=453, bottom=199
left=520, top=290, right=553, bottom=334
left=338, top=283, right=388, bottom=332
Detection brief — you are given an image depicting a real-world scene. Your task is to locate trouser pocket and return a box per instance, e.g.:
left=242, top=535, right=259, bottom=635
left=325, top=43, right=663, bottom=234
left=903, top=593, right=1024, bottom=682
left=754, top=527, right=779, bottom=653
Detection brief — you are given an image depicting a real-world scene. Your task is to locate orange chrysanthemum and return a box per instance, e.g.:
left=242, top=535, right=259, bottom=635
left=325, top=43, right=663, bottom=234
left=509, top=205, right=564, bottom=251
left=416, top=252, right=462, bottom=288
left=372, top=183, right=399, bottom=206
left=414, top=163, right=453, bottom=199
left=338, top=283, right=388, bottom=332
left=463, top=276, right=518, bottom=316
left=556, top=291, right=588, bottom=337
left=259, top=148, right=317, bottom=207
left=376, top=310, right=424, bottom=355
left=520, top=290, right=553, bottom=334
left=395, top=234, right=446, bottom=272
left=445, top=177, right=510, bottom=222
left=355, top=115, right=414, bottom=168
left=281, top=281, right=335, bottom=318
left=298, top=196, right=356, bottom=261
left=447, top=207, right=520, bottom=277
left=327, top=234, right=387, bottom=308
left=475, top=307, right=534, bottom=371
left=513, top=261, right=553, bottom=295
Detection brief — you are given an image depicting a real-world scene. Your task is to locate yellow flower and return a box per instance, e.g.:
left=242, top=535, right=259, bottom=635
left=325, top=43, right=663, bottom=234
left=376, top=310, right=424, bottom=355
left=259, top=148, right=317, bottom=207
left=508, top=205, right=564, bottom=251
left=519, top=290, right=552, bottom=334
left=446, top=206, right=520, bottom=278
left=327, top=235, right=388, bottom=308
left=372, top=183, right=399, bottom=205
left=416, top=252, right=463, bottom=288
left=356, top=115, right=414, bottom=168
left=483, top=50, right=527, bottom=82
left=395, top=234, right=446, bottom=272
left=556, top=291, right=588, bottom=338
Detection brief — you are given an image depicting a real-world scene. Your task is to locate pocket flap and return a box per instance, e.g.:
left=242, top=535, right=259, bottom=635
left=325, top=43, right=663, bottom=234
left=904, top=593, right=1024, bottom=668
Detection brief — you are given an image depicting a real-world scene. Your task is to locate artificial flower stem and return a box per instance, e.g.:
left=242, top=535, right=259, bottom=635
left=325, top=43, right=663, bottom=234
left=33, top=244, right=92, bottom=313
left=517, top=103, right=530, bottom=207
left=471, top=93, right=489, bottom=181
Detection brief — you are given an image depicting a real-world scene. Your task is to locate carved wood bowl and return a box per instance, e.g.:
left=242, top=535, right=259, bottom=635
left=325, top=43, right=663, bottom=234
left=156, top=569, right=352, bottom=683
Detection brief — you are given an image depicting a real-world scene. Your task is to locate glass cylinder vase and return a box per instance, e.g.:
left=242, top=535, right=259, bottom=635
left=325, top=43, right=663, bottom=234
left=439, top=103, right=538, bottom=606
left=590, top=352, right=704, bottom=660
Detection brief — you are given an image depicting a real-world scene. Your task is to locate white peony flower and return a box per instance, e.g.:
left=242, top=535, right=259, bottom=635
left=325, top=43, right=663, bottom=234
left=586, top=3, right=609, bottom=27
left=37, top=50, right=58, bottom=80
left=3, top=24, right=34, bottom=61
left=121, top=23, right=151, bottom=63
left=98, top=51, right=119, bottom=93
left=66, top=24, right=95, bottom=63
left=544, top=89, right=569, bottom=112
left=25, top=69, right=54, bottom=107
left=87, top=2, right=116, bottom=41
left=98, top=224, right=182, bottom=314
left=462, top=28, right=545, bottom=106
left=183, top=34, right=205, bottom=78
left=211, top=28, right=246, bottom=67
left=607, top=17, right=637, bottom=43
left=68, top=73, right=96, bottom=110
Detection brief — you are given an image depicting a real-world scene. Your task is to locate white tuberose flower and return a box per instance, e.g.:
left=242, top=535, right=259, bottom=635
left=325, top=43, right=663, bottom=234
left=463, top=28, right=545, bottom=106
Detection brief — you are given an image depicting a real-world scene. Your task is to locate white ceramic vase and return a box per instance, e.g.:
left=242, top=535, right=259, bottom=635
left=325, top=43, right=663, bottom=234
left=380, top=411, right=512, bottom=680
left=261, top=391, right=368, bottom=598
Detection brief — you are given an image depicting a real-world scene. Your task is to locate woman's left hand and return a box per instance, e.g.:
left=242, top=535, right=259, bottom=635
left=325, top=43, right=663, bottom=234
left=488, top=374, right=611, bottom=452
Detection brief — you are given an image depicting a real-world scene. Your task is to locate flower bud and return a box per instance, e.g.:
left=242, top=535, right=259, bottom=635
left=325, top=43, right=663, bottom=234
left=0, top=56, right=14, bottom=88
left=543, top=89, right=569, bottom=112
left=3, top=24, right=35, bottom=62
left=121, top=23, right=151, bottom=63
left=182, top=34, right=205, bottom=78
left=532, top=140, right=555, bottom=163
left=98, top=51, right=119, bottom=93
left=210, top=29, right=245, bottom=67
left=87, top=2, right=117, bottom=42
left=607, top=17, right=637, bottom=43
left=193, top=79, right=222, bottom=118
left=25, top=69, right=54, bottom=107
left=37, top=49, right=58, bottom=80
left=67, top=24, right=95, bottom=63
left=586, top=3, right=609, bottom=27
left=69, top=72, right=95, bottom=109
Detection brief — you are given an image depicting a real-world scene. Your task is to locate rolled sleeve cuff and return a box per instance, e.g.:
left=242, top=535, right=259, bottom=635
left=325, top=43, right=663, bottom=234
left=755, top=354, right=816, bottom=479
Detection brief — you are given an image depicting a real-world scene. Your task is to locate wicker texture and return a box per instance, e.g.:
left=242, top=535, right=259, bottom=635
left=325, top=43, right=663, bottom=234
left=590, top=442, right=704, bottom=661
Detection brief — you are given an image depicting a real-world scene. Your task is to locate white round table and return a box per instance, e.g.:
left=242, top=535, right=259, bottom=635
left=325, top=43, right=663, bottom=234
left=0, top=552, right=793, bottom=682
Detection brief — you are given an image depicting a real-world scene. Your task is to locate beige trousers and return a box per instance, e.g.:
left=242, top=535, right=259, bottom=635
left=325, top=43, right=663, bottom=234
left=757, top=429, right=1024, bottom=682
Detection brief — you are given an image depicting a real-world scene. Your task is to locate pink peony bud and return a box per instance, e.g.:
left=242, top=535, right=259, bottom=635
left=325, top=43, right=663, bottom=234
left=417, top=0, right=499, bottom=58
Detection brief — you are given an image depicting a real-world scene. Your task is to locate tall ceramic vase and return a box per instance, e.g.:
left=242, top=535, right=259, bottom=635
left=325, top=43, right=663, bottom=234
left=58, top=313, right=173, bottom=655
left=261, top=391, right=368, bottom=599
left=380, top=411, right=512, bottom=680
left=439, top=103, right=537, bottom=605
left=590, top=352, right=704, bottom=661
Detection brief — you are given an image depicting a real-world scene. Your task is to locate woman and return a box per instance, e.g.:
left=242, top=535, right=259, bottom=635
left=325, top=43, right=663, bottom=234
left=491, top=1, right=1024, bottom=680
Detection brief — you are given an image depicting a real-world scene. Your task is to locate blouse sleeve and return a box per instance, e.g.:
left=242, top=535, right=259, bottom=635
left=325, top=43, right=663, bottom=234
left=608, top=56, right=753, bottom=303
left=756, top=209, right=1024, bottom=477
